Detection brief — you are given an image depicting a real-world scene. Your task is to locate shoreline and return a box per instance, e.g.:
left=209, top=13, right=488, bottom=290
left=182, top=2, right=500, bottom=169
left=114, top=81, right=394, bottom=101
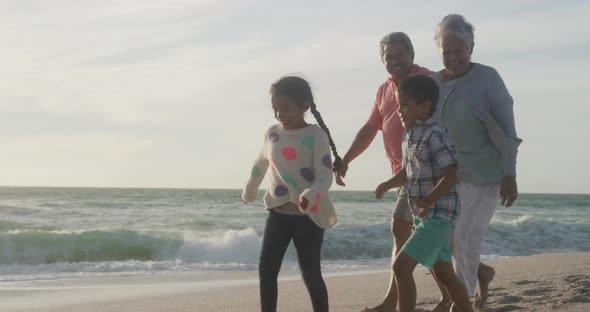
left=1, top=252, right=588, bottom=311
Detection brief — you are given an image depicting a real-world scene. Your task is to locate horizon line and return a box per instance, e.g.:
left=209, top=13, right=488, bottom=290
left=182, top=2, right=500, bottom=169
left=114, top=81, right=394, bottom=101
left=0, top=185, right=587, bottom=196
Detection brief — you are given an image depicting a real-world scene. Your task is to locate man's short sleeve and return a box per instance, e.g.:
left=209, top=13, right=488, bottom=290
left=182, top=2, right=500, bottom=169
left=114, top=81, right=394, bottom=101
left=367, top=84, right=386, bottom=130
left=367, top=103, right=383, bottom=130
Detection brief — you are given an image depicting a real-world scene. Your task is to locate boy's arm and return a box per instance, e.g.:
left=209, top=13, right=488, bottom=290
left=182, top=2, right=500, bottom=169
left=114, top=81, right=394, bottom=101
left=415, top=164, right=457, bottom=208
left=375, top=169, right=407, bottom=199
left=414, top=132, right=458, bottom=216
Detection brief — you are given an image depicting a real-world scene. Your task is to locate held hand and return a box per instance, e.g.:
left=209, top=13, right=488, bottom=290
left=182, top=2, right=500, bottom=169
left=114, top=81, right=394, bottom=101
left=299, top=197, right=309, bottom=213
left=500, top=176, right=518, bottom=207
left=375, top=182, right=392, bottom=199
left=335, top=162, right=349, bottom=186
left=414, top=198, right=429, bottom=220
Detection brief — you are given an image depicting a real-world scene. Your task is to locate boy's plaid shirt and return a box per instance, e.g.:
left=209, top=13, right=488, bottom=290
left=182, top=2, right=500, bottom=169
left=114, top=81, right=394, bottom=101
left=402, top=118, right=460, bottom=225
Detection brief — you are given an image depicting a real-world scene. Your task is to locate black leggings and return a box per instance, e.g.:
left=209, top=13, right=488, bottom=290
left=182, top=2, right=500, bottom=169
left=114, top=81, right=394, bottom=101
left=259, top=210, right=328, bottom=312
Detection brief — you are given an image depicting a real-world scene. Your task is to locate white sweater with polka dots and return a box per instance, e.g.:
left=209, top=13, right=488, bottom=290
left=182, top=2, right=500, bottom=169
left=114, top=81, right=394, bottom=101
left=242, top=124, right=337, bottom=229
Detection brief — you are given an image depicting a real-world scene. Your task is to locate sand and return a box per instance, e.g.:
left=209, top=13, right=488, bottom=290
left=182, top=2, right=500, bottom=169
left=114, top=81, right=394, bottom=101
left=1, top=252, right=588, bottom=312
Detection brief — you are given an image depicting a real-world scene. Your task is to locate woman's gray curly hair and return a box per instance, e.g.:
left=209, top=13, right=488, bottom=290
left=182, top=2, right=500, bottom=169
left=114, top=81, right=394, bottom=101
left=434, top=14, right=475, bottom=48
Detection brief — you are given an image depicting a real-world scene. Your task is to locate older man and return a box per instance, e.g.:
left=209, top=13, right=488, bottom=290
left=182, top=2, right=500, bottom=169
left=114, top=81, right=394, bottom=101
left=335, top=32, right=432, bottom=312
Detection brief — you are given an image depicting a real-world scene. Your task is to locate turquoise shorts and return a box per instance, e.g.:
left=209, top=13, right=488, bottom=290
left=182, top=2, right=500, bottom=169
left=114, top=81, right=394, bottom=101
left=402, top=218, right=452, bottom=270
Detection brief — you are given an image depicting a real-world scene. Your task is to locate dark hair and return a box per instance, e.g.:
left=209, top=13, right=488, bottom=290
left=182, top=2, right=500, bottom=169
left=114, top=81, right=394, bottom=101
left=270, top=76, right=342, bottom=171
left=397, top=75, right=439, bottom=116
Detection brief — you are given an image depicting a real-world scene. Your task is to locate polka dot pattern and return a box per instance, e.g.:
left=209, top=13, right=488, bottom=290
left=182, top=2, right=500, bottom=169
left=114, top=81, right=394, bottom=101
left=282, top=174, right=297, bottom=188
left=269, top=132, right=279, bottom=143
left=310, top=192, right=321, bottom=212
left=251, top=166, right=262, bottom=177
left=321, top=154, right=332, bottom=169
left=282, top=147, right=297, bottom=161
left=274, top=185, right=289, bottom=196
left=300, top=167, right=315, bottom=182
left=301, top=136, right=315, bottom=149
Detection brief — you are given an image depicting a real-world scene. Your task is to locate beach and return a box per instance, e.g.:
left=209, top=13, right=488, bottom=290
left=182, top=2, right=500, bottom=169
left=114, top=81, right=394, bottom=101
left=1, top=252, right=588, bottom=312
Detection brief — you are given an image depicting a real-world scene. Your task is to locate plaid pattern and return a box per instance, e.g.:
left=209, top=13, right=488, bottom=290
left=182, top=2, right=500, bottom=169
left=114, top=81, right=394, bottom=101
left=402, top=118, right=460, bottom=225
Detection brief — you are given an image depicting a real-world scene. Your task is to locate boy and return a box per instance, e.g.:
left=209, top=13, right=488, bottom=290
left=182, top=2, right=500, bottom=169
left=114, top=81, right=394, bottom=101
left=375, top=75, right=472, bottom=312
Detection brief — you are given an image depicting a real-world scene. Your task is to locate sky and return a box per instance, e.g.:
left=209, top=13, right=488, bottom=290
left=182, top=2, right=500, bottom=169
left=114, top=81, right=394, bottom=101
left=0, top=0, right=589, bottom=194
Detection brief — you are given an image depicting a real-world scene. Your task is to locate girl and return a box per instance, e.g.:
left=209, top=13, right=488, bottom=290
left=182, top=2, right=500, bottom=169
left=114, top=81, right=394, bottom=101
left=242, top=75, right=341, bottom=312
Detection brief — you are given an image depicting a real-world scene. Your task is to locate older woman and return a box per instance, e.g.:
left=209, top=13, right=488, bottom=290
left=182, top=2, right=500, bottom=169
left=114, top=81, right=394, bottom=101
left=431, top=14, right=522, bottom=308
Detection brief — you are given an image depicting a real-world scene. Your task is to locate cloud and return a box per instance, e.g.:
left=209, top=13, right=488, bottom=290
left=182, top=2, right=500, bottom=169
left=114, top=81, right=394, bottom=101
left=0, top=0, right=588, bottom=191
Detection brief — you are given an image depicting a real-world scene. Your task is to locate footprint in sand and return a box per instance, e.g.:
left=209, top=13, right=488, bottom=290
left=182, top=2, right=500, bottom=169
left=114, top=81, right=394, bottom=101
left=494, top=304, right=525, bottom=312
left=490, top=289, right=510, bottom=297
left=497, top=295, right=524, bottom=304
left=564, top=274, right=590, bottom=290
left=512, top=280, right=538, bottom=286
left=561, top=295, right=590, bottom=303
left=564, top=274, right=588, bottom=284
left=518, top=286, right=553, bottom=296
left=562, top=274, right=590, bottom=303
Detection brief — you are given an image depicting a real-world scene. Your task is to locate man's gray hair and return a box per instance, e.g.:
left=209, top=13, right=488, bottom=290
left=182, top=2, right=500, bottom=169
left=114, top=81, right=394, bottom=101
left=379, top=32, right=415, bottom=58
left=434, top=14, right=475, bottom=48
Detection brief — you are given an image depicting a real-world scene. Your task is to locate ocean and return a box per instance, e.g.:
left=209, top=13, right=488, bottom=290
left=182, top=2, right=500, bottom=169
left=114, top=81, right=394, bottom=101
left=1, top=187, right=589, bottom=282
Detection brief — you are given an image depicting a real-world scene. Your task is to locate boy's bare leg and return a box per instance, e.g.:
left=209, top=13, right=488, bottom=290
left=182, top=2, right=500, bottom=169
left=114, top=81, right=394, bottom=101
left=432, top=262, right=473, bottom=312
left=431, top=275, right=453, bottom=312
left=362, top=218, right=412, bottom=312
left=433, top=262, right=494, bottom=310
left=393, top=251, right=419, bottom=312
left=474, top=262, right=495, bottom=308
